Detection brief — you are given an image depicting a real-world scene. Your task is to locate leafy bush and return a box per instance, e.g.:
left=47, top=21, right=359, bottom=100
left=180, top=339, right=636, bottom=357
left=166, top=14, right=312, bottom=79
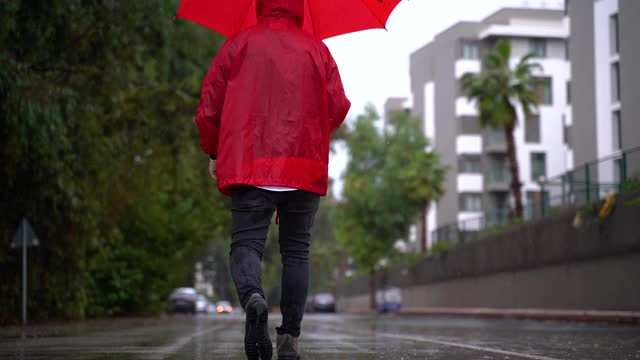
left=0, top=0, right=229, bottom=323
left=430, top=241, right=450, bottom=254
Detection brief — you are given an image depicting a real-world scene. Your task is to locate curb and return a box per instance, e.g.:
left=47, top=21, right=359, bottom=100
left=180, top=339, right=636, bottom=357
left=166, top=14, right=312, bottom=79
left=388, top=308, right=640, bottom=325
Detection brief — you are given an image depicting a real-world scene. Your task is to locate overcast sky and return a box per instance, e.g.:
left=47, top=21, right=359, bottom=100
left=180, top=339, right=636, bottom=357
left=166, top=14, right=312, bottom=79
left=325, top=0, right=564, bottom=196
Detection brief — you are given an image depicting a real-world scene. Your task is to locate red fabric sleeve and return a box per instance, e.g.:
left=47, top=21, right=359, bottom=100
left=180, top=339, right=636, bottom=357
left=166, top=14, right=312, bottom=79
left=195, top=40, right=233, bottom=156
left=325, top=52, right=351, bottom=133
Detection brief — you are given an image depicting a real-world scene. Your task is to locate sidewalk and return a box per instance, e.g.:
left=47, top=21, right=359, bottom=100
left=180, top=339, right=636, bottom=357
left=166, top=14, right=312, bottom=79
left=391, top=307, right=640, bottom=324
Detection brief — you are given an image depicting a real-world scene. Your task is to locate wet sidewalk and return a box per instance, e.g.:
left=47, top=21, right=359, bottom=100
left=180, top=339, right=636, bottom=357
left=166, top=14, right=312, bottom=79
left=1, top=313, right=639, bottom=359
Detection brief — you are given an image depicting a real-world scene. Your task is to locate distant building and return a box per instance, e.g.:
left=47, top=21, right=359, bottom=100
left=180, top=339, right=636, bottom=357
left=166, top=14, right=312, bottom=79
left=566, top=0, right=640, bottom=180
left=409, top=8, right=571, bottom=247
left=194, top=262, right=213, bottom=297
left=383, top=97, right=411, bottom=128
left=384, top=97, right=421, bottom=251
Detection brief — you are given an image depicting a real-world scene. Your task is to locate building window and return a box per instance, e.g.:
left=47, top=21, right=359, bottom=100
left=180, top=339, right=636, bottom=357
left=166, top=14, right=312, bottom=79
left=566, top=81, right=571, bottom=105
left=460, top=193, right=482, bottom=212
left=610, top=14, right=619, bottom=55
left=486, top=127, right=506, bottom=146
left=461, top=41, right=480, bottom=60
left=612, top=110, right=622, bottom=150
left=565, top=39, right=570, bottom=60
left=525, top=115, right=541, bottom=143
left=529, top=38, right=547, bottom=58
left=531, top=152, right=547, bottom=181
left=459, top=116, right=481, bottom=135
left=535, top=78, right=553, bottom=105
left=489, top=155, right=510, bottom=183
left=564, top=123, right=572, bottom=147
left=459, top=155, right=481, bottom=174
left=611, top=62, right=620, bottom=102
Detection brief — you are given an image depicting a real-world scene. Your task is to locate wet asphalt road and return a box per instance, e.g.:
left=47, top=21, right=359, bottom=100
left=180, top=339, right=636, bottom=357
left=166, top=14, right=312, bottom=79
left=1, top=314, right=639, bottom=360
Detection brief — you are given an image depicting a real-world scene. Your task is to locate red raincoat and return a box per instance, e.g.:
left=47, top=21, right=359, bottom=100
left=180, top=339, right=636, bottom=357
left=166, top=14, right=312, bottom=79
left=196, top=0, right=351, bottom=196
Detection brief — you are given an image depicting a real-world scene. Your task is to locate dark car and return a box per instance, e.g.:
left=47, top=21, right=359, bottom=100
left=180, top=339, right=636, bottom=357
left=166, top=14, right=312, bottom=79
left=168, top=287, right=198, bottom=314
left=215, top=301, right=234, bottom=314
left=310, top=293, right=336, bottom=313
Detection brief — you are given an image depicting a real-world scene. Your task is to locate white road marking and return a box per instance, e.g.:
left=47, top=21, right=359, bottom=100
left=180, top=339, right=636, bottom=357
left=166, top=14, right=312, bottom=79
left=315, top=322, right=564, bottom=360
left=142, top=324, right=225, bottom=360
left=378, top=332, right=564, bottom=360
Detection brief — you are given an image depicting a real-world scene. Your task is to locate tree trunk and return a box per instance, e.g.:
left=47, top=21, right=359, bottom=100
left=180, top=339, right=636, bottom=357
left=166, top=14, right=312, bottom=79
left=505, top=124, right=523, bottom=219
left=369, top=269, right=377, bottom=312
left=420, top=200, right=428, bottom=254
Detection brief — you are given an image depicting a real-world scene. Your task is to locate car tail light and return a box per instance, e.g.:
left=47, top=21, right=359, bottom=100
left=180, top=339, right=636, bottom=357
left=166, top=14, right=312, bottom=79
left=216, top=305, right=224, bottom=313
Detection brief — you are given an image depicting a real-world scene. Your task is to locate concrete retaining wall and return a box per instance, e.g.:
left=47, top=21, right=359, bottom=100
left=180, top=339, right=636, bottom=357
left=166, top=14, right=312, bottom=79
left=337, top=192, right=640, bottom=312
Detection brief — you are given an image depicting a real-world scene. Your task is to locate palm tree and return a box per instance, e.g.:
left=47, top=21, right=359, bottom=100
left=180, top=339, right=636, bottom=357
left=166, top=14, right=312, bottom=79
left=461, top=39, right=542, bottom=219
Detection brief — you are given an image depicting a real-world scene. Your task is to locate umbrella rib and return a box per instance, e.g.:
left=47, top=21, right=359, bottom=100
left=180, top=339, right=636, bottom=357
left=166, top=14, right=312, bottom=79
left=306, top=0, right=318, bottom=39
left=357, top=0, right=393, bottom=30
left=236, top=0, right=255, bottom=36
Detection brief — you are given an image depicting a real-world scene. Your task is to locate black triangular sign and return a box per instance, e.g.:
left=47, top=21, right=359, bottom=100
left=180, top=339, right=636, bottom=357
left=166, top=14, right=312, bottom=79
left=10, top=218, right=40, bottom=248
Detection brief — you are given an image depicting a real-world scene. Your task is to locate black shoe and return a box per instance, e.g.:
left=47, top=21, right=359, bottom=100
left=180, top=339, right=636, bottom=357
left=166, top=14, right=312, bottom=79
left=245, top=294, right=272, bottom=360
left=276, top=334, right=300, bottom=360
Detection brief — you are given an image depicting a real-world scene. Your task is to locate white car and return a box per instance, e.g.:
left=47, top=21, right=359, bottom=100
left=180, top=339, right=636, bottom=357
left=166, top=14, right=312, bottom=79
left=195, top=295, right=209, bottom=313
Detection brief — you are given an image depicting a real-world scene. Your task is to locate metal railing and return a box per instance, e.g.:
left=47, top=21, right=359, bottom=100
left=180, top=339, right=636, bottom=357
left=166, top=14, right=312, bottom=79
left=431, top=146, right=640, bottom=249
left=543, top=146, right=640, bottom=212
left=486, top=130, right=506, bottom=145
left=488, top=170, right=511, bottom=184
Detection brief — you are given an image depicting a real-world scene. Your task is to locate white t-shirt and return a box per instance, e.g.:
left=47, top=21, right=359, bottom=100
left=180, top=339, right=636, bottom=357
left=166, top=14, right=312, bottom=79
left=257, top=186, right=297, bottom=192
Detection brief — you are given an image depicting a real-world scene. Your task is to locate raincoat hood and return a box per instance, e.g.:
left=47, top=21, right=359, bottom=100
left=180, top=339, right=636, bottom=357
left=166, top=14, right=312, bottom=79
left=257, top=0, right=304, bottom=27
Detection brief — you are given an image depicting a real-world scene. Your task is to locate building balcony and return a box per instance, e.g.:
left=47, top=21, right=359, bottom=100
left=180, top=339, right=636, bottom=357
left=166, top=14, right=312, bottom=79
left=455, top=97, right=479, bottom=117
left=484, top=130, right=507, bottom=153
left=485, top=208, right=510, bottom=227
left=457, top=174, right=483, bottom=192
left=486, top=170, right=511, bottom=192
left=456, top=135, right=483, bottom=154
left=455, top=59, right=481, bottom=79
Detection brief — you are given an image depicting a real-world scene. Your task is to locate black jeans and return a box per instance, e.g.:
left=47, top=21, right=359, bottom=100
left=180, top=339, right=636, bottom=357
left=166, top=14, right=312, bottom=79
left=230, top=186, right=320, bottom=337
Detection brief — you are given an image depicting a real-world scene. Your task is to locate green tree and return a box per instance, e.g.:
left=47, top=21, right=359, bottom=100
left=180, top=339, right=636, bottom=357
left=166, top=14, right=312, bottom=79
left=309, top=196, right=342, bottom=294
left=0, top=0, right=229, bottom=323
left=461, top=39, right=541, bottom=219
left=335, top=106, right=445, bottom=310
left=260, top=195, right=341, bottom=308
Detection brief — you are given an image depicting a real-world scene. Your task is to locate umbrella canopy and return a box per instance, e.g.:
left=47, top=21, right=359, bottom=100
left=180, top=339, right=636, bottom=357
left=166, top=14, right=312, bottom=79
left=176, top=0, right=403, bottom=40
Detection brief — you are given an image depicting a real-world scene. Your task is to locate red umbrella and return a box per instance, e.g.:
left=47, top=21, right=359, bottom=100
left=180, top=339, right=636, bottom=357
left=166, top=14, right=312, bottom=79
left=176, top=0, right=403, bottom=40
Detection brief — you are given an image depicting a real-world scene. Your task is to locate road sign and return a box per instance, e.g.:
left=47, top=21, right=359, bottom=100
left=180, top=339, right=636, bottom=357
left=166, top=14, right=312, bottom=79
left=9, top=217, right=40, bottom=326
left=11, top=218, right=39, bottom=248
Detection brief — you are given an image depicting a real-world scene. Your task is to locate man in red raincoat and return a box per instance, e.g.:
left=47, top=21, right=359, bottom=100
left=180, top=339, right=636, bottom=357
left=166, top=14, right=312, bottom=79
left=195, top=0, right=350, bottom=358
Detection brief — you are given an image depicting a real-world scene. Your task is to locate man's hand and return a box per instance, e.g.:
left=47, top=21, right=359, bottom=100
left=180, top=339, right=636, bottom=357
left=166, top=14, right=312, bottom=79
left=209, top=160, right=217, bottom=180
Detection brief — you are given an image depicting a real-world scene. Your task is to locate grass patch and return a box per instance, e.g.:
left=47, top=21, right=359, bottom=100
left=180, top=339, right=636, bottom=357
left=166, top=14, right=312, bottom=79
left=430, top=241, right=449, bottom=254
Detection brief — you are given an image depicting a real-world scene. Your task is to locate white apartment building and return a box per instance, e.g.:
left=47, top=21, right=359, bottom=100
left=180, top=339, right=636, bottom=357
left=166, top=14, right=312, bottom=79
left=409, top=8, right=571, bottom=247
left=566, top=0, right=640, bottom=189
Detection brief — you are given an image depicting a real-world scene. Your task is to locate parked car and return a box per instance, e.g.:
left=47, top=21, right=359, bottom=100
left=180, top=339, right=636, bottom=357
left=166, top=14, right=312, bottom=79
left=168, top=287, right=198, bottom=314
left=377, top=287, right=402, bottom=313
left=309, top=293, right=336, bottom=313
left=196, top=295, right=210, bottom=313
left=215, top=301, right=233, bottom=314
